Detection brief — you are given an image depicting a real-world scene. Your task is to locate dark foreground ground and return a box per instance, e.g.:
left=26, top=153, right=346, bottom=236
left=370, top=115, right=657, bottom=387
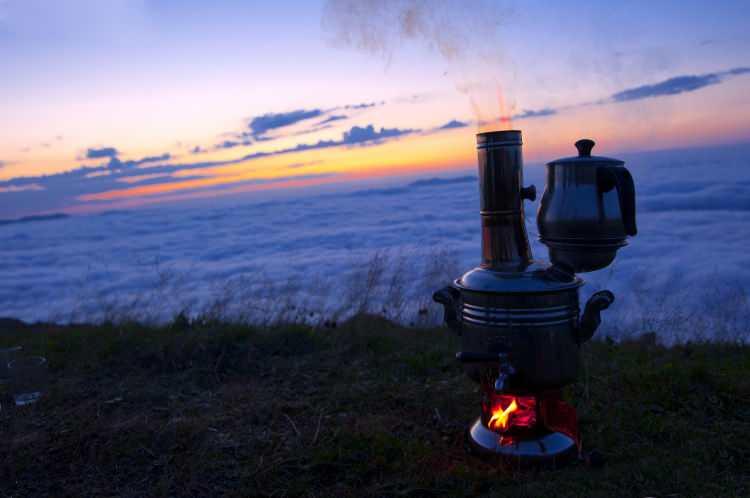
left=0, top=316, right=748, bottom=497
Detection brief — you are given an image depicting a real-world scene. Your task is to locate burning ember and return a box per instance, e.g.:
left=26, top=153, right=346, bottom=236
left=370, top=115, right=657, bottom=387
left=484, top=394, right=537, bottom=433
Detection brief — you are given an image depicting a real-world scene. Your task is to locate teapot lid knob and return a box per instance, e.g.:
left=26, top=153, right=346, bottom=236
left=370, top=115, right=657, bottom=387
left=575, top=139, right=595, bottom=157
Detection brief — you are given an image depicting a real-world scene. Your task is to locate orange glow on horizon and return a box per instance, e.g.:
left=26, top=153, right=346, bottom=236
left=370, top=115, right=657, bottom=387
left=79, top=129, right=477, bottom=202
left=8, top=75, right=748, bottom=216
left=75, top=93, right=750, bottom=208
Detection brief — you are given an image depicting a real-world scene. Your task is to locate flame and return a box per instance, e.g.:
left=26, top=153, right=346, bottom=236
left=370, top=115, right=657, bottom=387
left=476, top=82, right=515, bottom=133
left=496, top=83, right=513, bottom=129
left=487, top=398, right=518, bottom=431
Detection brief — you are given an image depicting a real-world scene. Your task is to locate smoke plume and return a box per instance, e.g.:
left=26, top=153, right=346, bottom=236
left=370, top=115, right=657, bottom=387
left=322, top=0, right=516, bottom=126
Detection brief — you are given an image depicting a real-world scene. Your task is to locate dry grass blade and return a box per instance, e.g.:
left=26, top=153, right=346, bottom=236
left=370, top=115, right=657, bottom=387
left=311, top=410, right=324, bottom=445
left=283, top=413, right=301, bottom=438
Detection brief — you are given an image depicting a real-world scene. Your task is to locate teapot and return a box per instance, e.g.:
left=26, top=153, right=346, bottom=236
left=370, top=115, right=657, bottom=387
left=537, top=139, right=637, bottom=272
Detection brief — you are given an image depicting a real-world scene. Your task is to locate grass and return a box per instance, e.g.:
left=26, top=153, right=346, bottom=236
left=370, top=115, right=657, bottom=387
left=0, top=315, right=748, bottom=497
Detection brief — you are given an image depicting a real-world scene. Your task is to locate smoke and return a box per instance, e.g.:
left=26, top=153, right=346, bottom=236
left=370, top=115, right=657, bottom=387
left=321, top=0, right=516, bottom=126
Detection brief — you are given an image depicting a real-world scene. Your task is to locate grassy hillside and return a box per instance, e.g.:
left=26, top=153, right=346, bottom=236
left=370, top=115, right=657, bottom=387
left=0, top=316, right=748, bottom=497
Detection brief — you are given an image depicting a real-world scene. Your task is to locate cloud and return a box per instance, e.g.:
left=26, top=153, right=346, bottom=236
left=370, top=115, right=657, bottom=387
left=342, top=124, right=413, bottom=144
left=135, top=153, right=171, bottom=165
left=0, top=213, right=69, bottom=226
left=437, top=119, right=468, bottom=130
left=100, top=153, right=171, bottom=172
left=215, top=139, right=252, bottom=150
left=0, top=122, right=417, bottom=216
left=265, top=124, right=416, bottom=155
left=348, top=175, right=476, bottom=197
left=393, top=93, right=432, bottom=104
left=223, top=102, right=383, bottom=145
left=610, top=67, right=750, bottom=103
left=86, top=147, right=118, bottom=159
left=285, top=160, right=323, bottom=170
left=612, top=74, right=722, bottom=102
left=0, top=161, right=6, bottom=169
left=191, top=146, right=206, bottom=154
left=727, top=67, right=750, bottom=76
left=0, top=183, right=44, bottom=193
left=344, top=101, right=384, bottom=110
left=512, top=108, right=557, bottom=120
left=318, top=114, right=348, bottom=125
left=408, top=176, right=476, bottom=188
left=3, top=145, right=750, bottom=345
left=248, top=109, right=324, bottom=139
left=454, top=66, right=750, bottom=127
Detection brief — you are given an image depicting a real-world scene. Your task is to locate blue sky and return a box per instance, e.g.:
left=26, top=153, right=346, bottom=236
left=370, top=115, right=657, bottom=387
left=1, top=0, right=749, bottom=217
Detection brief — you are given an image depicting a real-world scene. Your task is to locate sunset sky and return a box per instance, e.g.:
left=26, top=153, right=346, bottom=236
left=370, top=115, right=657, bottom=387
left=1, top=0, right=749, bottom=218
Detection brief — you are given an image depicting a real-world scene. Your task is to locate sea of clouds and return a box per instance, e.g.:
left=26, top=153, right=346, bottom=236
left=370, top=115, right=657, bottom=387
left=2, top=143, right=749, bottom=343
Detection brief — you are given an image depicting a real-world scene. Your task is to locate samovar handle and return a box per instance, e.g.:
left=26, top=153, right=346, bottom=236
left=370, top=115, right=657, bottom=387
left=578, top=290, right=615, bottom=343
left=433, top=286, right=462, bottom=335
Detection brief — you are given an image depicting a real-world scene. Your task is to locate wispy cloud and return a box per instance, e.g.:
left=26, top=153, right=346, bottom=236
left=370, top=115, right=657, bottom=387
left=318, top=114, right=348, bottom=125
left=612, top=74, right=721, bottom=102
left=234, top=123, right=417, bottom=157
left=727, top=67, right=750, bottom=76
left=0, top=121, right=418, bottom=215
left=135, top=153, right=171, bottom=164
left=497, top=67, right=750, bottom=124
left=284, top=160, right=324, bottom=170
left=344, top=101, right=384, bottom=110
left=86, top=147, right=118, bottom=159
left=219, top=100, right=385, bottom=147
left=611, top=67, right=749, bottom=103
left=437, top=119, right=469, bottom=130
left=214, top=139, right=252, bottom=150
left=242, top=124, right=416, bottom=156
left=248, top=109, right=324, bottom=139
left=341, top=124, right=413, bottom=144
left=0, top=183, right=44, bottom=193
left=512, top=108, right=557, bottom=120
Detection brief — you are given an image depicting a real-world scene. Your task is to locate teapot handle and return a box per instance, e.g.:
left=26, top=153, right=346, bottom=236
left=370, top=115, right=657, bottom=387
left=599, top=166, right=637, bottom=236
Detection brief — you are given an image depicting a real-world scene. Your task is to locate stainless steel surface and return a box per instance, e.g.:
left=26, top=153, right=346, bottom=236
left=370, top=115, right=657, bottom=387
left=462, top=301, right=577, bottom=328
left=433, top=130, right=631, bottom=464
left=468, top=417, right=577, bottom=462
left=476, top=130, right=535, bottom=271
left=455, top=284, right=583, bottom=388
left=537, top=138, right=637, bottom=272
left=431, top=132, right=620, bottom=389
left=543, top=239, right=626, bottom=273
left=455, top=261, right=582, bottom=294
left=456, top=352, right=517, bottom=392
left=493, top=353, right=516, bottom=393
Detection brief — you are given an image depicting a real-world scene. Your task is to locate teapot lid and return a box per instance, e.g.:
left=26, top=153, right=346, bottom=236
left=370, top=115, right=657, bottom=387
left=547, top=139, right=624, bottom=167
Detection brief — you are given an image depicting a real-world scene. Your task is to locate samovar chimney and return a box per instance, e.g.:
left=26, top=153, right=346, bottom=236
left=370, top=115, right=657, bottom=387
left=476, top=130, right=536, bottom=269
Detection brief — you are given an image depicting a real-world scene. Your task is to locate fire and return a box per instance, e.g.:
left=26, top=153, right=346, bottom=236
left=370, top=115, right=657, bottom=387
left=488, top=398, right=518, bottom=431
left=484, top=393, right=537, bottom=432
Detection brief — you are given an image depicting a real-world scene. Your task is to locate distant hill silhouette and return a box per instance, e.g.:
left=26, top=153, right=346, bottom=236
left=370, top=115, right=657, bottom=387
left=348, top=175, right=477, bottom=197
left=0, top=213, right=69, bottom=226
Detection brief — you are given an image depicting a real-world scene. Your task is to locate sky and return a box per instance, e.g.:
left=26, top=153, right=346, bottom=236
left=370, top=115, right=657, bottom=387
left=1, top=0, right=749, bottom=218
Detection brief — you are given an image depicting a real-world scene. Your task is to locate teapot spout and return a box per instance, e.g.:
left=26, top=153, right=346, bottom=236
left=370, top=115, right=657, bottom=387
left=578, top=290, right=615, bottom=343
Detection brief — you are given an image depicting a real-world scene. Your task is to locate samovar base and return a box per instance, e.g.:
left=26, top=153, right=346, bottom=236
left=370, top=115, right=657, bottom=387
left=466, top=417, right=578, bottom=466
